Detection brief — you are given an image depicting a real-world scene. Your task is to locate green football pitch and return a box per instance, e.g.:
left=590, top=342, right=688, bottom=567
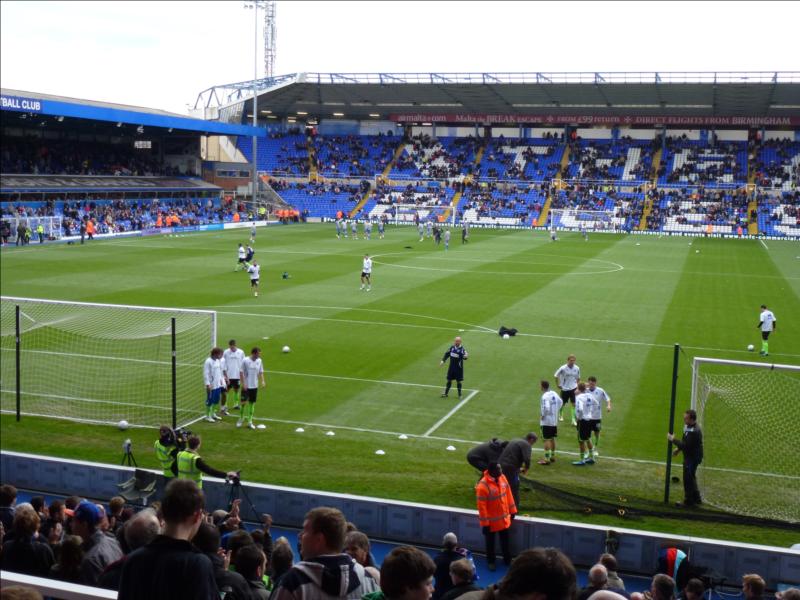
left=1, top=224, right=798, bottom=545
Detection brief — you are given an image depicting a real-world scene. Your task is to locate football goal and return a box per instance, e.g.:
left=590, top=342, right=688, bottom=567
left=691, top=356, right=800, bottom=523
left=1, top=297, right=216, bottom=429
left=549, top=209, right=618, bottom=233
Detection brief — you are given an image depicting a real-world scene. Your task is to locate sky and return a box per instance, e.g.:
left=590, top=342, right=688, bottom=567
left=1, top=1, right=798, bottom=115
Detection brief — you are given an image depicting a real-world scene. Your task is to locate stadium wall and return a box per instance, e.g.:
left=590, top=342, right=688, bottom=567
left=1, top=450, right=797, bottom=589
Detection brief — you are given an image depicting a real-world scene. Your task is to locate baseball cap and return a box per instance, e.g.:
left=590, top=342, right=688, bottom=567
left=73, top=500, right=102, bottom=526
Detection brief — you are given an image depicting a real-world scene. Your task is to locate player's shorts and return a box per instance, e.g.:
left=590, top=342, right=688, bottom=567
left=561, top=388, right=577, bottom=404
left=206, top=387, right=222, bottom=406
left=577, top=419, right=593, bottom=441
left=361, top=271, right=371, bottom=278
left=227, top=378, right=240, bottom=391
left=447, top=370, right=464, bottom=382
left=589, top=419, right=602, bottom=433
left=761, top=330, right=771, bottom=340
left=250, top=279, right=259, bottom=287
left=238, top=257, right=246, bottom=263
left=541, top=425, right=558, bottom=440
left=244, top=388, right=258, bottom=403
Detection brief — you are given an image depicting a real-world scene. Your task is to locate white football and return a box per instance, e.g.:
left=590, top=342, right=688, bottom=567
left=118, top=420, right=129, bottom=430
left=282, top=345, right=290, bottom=353
left=502, top=334, right=510, bottom=339
left=747, top=344, right=755, bottom=352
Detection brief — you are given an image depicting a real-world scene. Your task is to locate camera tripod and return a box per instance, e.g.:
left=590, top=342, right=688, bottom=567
left=121, top=448, right=137, bottom=467
left=226, top=473, right=260, bottom=522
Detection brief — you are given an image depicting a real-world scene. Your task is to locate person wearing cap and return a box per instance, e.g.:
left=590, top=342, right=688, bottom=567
left=154, top=425, right=180, bottom=479
left=498, top=433, right=538, bottom=508
left=176, top=435, right=238, bottom=490
left=433, top=532, right=474, bottom=600
left=70, top=500, right=123, bottom=586
left=475, top=463, right=517, bottom=572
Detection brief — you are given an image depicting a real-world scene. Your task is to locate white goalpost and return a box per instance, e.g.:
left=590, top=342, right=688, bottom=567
left=1, top=297, right=216, bottom=429
left=549, top=209, right=618, bottom=234
left=691, top=356, right=800, bottom=523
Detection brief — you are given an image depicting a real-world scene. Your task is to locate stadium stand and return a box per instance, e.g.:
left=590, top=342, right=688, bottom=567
left=566, top=137, right=655, bottom=183
left=658, top=137, right=748, bottom=187
left=477, top=135, right=563, bottom=182
left=750, top=138, right=800, bottom=191
left=313, top=133, right=399, bottom=178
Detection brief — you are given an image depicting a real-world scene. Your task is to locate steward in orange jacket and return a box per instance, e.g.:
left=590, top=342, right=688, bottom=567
left=475, top=463, right=516, bottom=570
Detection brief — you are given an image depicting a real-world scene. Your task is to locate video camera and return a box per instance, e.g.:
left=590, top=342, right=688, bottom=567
left=226, top=470, right=242, bottom=486
left=161, top=427, right=193, bottom=450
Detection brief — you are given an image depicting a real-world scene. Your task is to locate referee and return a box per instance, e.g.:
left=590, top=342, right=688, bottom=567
left=440, top=336, right=468, bottom=398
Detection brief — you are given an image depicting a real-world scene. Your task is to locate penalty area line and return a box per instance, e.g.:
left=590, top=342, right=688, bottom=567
left=759, top=239, right=769, bottom=250
left=423, top=390, right=479, bottom=437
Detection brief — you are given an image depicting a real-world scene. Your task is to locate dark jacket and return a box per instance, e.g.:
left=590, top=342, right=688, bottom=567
left=118, top=535, right=219, bottom=600
left=440, top=583, right=481, bottom=600
left=466, top=439, right=507, bottom=472
left=498, top=438, right=532, bottom=472
left=671, top=425, right=703, bottom=463
left=207, top=551, right=252, bottom=600
left=0, top=536, right=55, bottom=577
left=433, top=549, right=464, bottom=599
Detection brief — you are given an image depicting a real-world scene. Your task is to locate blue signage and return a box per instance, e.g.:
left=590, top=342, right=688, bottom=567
left=1, top=95, right=44, bottom=113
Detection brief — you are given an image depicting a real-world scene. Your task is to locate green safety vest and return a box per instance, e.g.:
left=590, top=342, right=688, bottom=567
left=154, top=440, right=175, bottom=477
left=177, top=450, right=203, bottom=488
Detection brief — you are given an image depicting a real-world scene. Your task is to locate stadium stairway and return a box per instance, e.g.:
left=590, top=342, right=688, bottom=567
left=383, top=141, right=408, bottom=178
left=441, top=143, right=487, bottom=222
left=537, top=190, right=553, bottom=227
left=558, top=144, right=571, bottom=179
left=349, top=181, right=375, bottom=218
left=650, top=148, right=663, bottom=185
left=748, top=197, right=759, bottom=235
left=638, top=197, right=653, bottom=230
left=307, top=136, right=318, bottom=180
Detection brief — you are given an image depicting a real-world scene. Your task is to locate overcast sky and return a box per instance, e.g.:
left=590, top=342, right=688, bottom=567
left=1, top=1, right=798, bottom=115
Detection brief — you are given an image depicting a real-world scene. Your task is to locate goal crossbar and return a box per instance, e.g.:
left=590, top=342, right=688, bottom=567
left=691, top=356, right=800, bottom=411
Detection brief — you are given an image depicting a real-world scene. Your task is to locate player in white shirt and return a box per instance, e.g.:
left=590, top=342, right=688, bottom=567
left=250, top=222, right=257, bottom=245
left=238, top=347, right=266, bottom=429
left=351, top=220, right=358, bottom=239
left=235, top=243, right=247, bottom=271
left=554, top=354, right=580, bottom=426
left=572, top=382, right=598, bottom=465
left=586, top=376, right=612, bottom=458
left=202, top=347, right=225, bottom=422
left=426, top=220, right=433, bottom=239
left=757, top=304, right=777, bottom=356
left=360, top=254, right=372, bottom=291
left=247, top=260, right=261, bottom=297
left=538, top=380, right=564, bottom=465
left=221, top=340, right=246, bottom=416
left=363, top=220, right=372, bottom=240
left=443, top=228, right=451, bottom=251
left=418, top=222, right=425, bottom=242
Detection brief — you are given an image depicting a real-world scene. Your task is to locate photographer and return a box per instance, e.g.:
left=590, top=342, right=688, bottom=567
left=176, top=435, right=238, bottom=490
left=154, top=425, right=181, bottom=479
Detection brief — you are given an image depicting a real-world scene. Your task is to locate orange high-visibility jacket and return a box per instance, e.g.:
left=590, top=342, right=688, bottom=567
left=475, top=471, right=517, bottom=532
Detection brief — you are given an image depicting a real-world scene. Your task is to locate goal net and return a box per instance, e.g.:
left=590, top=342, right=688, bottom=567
left=0, top=297, right=216, bottom=429
left=691, top=357, right=800, bottom=523
left=549, top=209, right=617, bottom=233
left=2, top=216, right=63, bottom=243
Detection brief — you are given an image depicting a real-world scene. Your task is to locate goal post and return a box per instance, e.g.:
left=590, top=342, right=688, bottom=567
left=0, top=297, right=216, bottom=430
left=690, top=356, right=800, bottom=523
left=549, top=209, right=618, bottom=233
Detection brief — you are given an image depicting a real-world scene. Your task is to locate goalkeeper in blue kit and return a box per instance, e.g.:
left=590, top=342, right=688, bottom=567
left=440, top=336, right=468, bottom=399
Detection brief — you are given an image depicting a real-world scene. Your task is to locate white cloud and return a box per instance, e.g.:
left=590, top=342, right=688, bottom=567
left=1, top=0, right=796, bottom=115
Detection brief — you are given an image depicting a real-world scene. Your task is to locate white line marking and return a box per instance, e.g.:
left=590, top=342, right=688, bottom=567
left=266, top=369, right=470, bottom=391
left=423, top=390, right=479, bottom=437
left=0, top=389, right=180, bottom=411
left=246, top=416, right=800, bottom=481
left=760, top=239, right=769, bottom=250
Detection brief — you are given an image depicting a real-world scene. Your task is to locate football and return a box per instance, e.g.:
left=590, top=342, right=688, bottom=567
left=282, top=345, right=291, bottom=353
left=118, top=419, right=129, bottom=430
left=502, top=334, right=510, bottom=339
left=747, top=344, right=755, bottom=352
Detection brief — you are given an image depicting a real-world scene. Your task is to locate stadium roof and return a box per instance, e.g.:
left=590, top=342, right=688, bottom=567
left=1, top=89, right=261, bottom=136
left=197, top=71, right=800, bottom=126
